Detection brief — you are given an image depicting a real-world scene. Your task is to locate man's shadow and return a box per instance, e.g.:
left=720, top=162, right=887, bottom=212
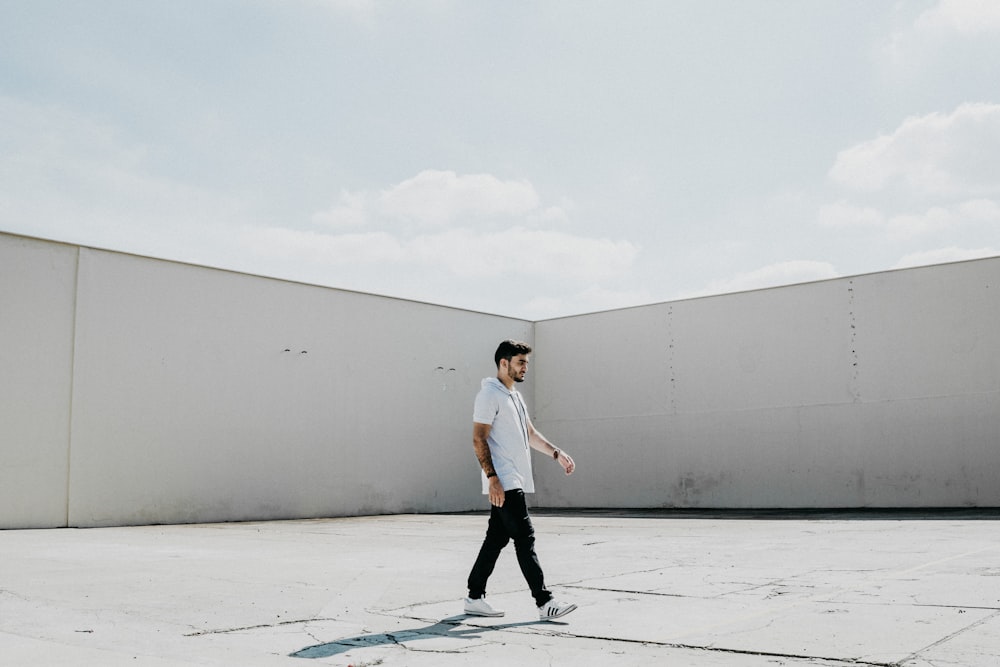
left=290, top=615, right=556, bottom=659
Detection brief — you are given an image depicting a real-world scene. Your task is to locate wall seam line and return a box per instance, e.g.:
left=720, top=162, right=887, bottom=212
left=64, top=246, right=82, bottom=528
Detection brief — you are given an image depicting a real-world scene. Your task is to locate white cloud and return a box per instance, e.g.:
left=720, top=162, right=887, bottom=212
left=312, top=190, right=369, bottom=229
left=318, top=171, right=573, bottom=230
left=914, top=0, right=1000, bottom=36
left=894, top=198, right=1000, bottom=236
left=245, top=224, right=638, bottom=283
left=526, top=205, right=571, bottom=227
left=956, top=197, right=1000, bottom=220
left=525, top=285, right=653, bottom=319
left=377, top=170, right=541, bottom=226
left=829, top=103, right=1000, bottom=197
left=295, top=170, right=635, bottom=285
left=883, top=0, right=1000, bottom=65
left=893, top=246, right=999, bottom=269
left=0, top=96, right=247, bottom=262
left=823, top=198, right=1000, bottom=240
left=700, top=261, right=840, bottom=297
left=886, top=206, right=958, bottom=239
left=242, top=227, right=404, bottom=264
left=408, top=227, right=638, bottom=280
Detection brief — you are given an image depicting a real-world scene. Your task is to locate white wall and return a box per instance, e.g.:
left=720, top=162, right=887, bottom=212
left=532, top=259, right=1000, bottom=508
left=3, top=230, right=998, bottom=527
left=1, top=233, right=531, bottom=528
left=0, top=236, right=78, bottom=528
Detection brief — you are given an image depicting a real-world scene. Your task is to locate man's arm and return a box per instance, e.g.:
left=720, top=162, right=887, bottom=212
left=527, top=419, right=576, bottom=476
left=473, top=422, right=505, bottom=507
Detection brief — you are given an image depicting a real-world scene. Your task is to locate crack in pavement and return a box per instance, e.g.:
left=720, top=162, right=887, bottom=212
left=303, top=574, right=999, bottom=665
left=556, top=582, right=998, bottom=665
left=383, top=631, right=484, bottom=655
left=382, top=611, right=895, bottom=666
left=567, top=583, right=1000, bottom=615
left=184, top=617, right=341, bottom=636
left=541, top=629, right=899, bottom=667
left=563, top=583, right=687, bottom=598
left=897, top=608, right=1000, bottom=665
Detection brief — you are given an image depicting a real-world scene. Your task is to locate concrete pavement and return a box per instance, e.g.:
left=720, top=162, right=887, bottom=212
left=2, top=510, right=999, bottom=666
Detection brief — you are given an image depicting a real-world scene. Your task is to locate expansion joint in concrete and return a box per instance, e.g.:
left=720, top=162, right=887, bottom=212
left=898, top=608, right=1000, bottom=665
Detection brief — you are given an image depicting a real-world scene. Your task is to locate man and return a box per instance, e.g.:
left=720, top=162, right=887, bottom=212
left=463, top=339, right=578, bottom=621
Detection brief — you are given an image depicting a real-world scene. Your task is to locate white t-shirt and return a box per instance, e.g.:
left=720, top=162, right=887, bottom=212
left=473, top=377, right=535, bottom=494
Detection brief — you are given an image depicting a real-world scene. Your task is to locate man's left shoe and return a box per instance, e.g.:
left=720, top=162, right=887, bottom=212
left=538, top=599, right=577, bottom=620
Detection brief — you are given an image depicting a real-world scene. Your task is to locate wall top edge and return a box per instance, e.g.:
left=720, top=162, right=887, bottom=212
left=6, top=228, right=996, bottom=326
left=535, top=254, right=1000, bottom=323
left=0, top=229, right=533, bottom=323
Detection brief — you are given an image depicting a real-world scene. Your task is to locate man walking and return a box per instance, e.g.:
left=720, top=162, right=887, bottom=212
left=464, top=339, right=578, bottom=621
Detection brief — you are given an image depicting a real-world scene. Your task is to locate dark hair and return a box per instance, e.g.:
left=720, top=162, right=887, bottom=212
left=495, top=339, right=532, bottom=367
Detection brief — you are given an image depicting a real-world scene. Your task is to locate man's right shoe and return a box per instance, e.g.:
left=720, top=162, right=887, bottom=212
left=464, top=596, right=505, bottom=617
left=538, top=598, right=577, bottom=620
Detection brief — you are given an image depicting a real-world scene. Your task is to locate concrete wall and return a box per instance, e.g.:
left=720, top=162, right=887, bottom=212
left=0, top=235, right=78, bottom=528
left=1, top=232, right=530, bottom=528
left=3, top=230, right=998, bottom=527
left=532, top=259, right=1000, bottom=508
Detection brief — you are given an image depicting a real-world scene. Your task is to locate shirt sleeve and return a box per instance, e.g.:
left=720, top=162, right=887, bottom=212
left=473, top=388, right=499, bottom=425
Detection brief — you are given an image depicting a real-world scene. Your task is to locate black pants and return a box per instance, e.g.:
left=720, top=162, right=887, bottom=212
left=467, top=489, right=552, bottom=607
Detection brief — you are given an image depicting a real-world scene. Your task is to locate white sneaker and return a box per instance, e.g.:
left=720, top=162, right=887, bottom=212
left=538, top=599, right=577, bottom=620
left=464, top=596, right=505, bottom=617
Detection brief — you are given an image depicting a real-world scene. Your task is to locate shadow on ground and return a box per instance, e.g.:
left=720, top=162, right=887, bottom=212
left=290, top=615, right=553, bottom=659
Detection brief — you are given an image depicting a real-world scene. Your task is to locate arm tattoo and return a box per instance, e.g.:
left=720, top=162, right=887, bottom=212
left=473, top=438, right=496, bottom=477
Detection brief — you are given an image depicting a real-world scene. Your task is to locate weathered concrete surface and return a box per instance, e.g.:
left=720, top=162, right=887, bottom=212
left=1, top=510, right=998, bottom=666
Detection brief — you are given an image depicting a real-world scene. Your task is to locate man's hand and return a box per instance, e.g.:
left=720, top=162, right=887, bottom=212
left=557, top=451, right=576, bottom=476
left=488, top=476, right=505, bottom=507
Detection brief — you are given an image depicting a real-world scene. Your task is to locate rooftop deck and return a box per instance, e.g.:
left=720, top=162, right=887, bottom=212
left=3, top=509, right=999, bottom=665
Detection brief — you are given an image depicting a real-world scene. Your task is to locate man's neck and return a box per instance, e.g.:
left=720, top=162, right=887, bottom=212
left=497, top=374, right=515, bottom=390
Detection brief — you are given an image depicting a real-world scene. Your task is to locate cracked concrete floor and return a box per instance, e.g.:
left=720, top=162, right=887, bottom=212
left=2, top=510, right=999, bottom=666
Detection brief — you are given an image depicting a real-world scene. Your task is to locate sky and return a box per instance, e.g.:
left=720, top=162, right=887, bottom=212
left=2, top=0, right=999, bottom=320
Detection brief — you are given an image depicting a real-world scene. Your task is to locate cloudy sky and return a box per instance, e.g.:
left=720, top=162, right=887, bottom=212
left=2, top=1, right=999, bottom=319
